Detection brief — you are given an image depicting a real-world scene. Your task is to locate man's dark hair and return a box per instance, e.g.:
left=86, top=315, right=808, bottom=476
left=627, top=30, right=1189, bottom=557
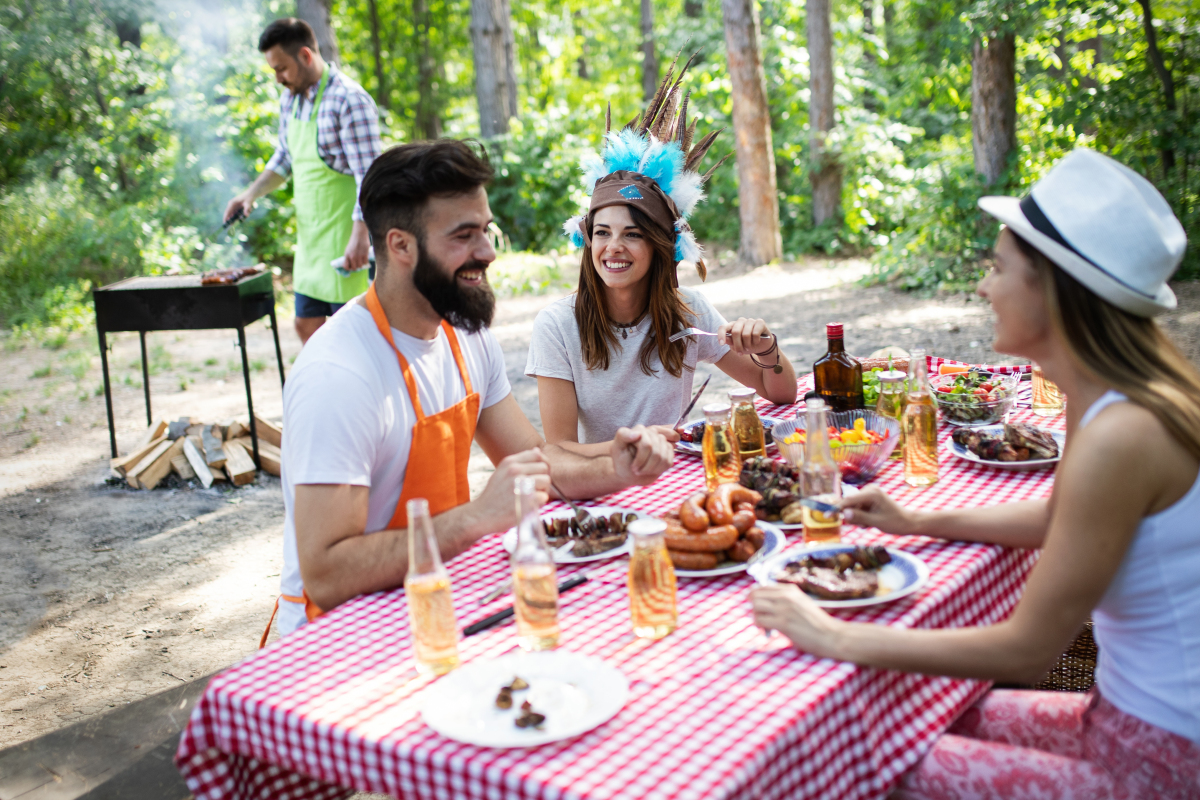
left=359, top=140, right=494, bottom=253
left=258, top=18, right=318, bottom=56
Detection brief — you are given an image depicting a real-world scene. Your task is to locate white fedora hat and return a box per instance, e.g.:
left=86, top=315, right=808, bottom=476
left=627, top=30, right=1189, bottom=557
left=978, top=148, right=1187, bottom=317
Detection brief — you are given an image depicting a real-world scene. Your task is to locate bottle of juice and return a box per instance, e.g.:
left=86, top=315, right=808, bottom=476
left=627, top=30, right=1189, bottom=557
left=728, top=387, right=765, bottom=459
left=800, top=399, right=842, bottom=543
left=627, top=518, right=677, bottom=639
left=902, top=349, right=939, bottom=487
left=701, top=403, right=742, bottom=491
left=875, top=367, right=907, bottom=459
left=813, top=322, right=865, bottom=412
left=404, top=498, right=460, bottom=675
left=510, top=476, right=559, bottom=651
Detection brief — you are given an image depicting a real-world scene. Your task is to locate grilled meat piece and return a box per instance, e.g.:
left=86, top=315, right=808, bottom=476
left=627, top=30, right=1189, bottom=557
left=1004, top=422, right=1059, bottom=460
left=777, top=566, right=879, bottom=600
left=951, top=428, right=982, bottom=451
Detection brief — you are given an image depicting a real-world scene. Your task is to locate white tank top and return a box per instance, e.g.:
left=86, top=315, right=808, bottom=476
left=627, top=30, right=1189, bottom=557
left=1085, top=390, right=1200, bottom=742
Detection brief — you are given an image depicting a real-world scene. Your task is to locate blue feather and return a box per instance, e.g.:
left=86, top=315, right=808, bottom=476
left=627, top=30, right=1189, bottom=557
left=603, top=129, right=649, bottom=174
left=638, top=139, right=684, bottom=197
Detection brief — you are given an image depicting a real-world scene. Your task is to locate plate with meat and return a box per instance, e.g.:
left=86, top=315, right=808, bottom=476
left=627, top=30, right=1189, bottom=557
left=749, top=544, right=929, bottom=608
left=949, top=423, right=1064, bottom=471
left=501, top=506, right=642, bottom=563
left=675, top=419, right=777, bottom=456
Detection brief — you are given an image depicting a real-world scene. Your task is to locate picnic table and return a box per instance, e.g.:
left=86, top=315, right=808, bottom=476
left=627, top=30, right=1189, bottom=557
left=176, top=360, right=1063, bottom=800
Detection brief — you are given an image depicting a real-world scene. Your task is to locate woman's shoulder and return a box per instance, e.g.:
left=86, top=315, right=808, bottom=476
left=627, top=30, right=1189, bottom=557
left=677, top=285, right=720, bottom=318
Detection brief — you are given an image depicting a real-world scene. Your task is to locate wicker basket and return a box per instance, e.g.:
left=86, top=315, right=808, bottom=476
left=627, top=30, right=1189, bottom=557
left=1035, top=622, right=1098, bottom=692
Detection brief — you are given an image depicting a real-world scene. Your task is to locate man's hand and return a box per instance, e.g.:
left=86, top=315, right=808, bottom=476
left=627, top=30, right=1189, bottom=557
left=648, top=424, right=682, bottom=444
left=611, top=425, right=674, bottom=486
left=224, top=192, right=254, bottom=224
left=467, top=449, right=551, bottom=535
left=344, top=220, right=371, bottom=272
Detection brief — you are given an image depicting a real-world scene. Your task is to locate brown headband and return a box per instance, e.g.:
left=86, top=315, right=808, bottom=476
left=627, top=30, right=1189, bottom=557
left=580, top=171, right=680, bottom=248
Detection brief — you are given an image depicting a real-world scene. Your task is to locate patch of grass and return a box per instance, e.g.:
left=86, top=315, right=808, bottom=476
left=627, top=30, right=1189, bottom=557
left=205, top=369, right=223, bottom=380
left=204, top=357, right=218, bottom=366
left=226, top=359, right=238, bottom=372
left=16, top=406, right=27, bottom=423
left=63, top=415, right=71, bottom=424
left=24, top=433, right=39, bottom=449
left=31, top=364, right=51, bottom=378
left=41, top=383, right=54, bottom=398
left=121, top=374, right=141, bottom=389
left=148, top=343, right=172, bottom=375
left=93, top=383, right=103, bottom=396
left=36, top=405, right=49, bottom=415
left=63, top=350, right=91, bottom=381
left=178, top=377, right=189, bottom=391
left=41, top=330, right=69, bottom=350
left=250, top=359, right=265, bottom=373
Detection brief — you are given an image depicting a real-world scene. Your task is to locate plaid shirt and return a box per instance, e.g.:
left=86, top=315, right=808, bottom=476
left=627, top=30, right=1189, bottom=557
left=265, top=65, right=381, bottom=221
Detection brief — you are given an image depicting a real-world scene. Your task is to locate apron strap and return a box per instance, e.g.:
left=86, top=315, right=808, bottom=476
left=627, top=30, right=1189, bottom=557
left=440, top=321, right=474, bottom=396
left=298, top=68, right=330, bottom=121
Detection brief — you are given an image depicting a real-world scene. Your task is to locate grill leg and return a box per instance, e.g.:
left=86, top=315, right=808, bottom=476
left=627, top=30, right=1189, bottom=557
left=237, top=325, right=261, bottom=469
left=139, top=331, right=152, bottom=426
left=268, top=305, right=286, bottom=388
left=99, top=330, right=117, bottom=459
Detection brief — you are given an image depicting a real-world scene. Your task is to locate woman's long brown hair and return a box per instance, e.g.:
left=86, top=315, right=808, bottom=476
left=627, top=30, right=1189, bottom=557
left=575, top=205, right=697, bottom=377
left=1012, top=233, right=1200, bottom=460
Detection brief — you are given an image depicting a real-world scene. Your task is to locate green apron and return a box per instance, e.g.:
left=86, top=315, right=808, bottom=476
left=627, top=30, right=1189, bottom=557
left=288, top=68, right=369, bottom=304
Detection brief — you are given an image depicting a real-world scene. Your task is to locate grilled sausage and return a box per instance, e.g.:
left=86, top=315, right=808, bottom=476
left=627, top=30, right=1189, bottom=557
left=744, top=527, right=766, bottom=549
left=706, top=484, right=763, bottom=526
left=679, top=492, right=710, bottom=531
left=731, top=509, right=757, bottom=533
left=664, top=523, right=739, bottom=552
left=668, top=550, right=721, bottom=570
left=727, top=539, right=757, bottom=562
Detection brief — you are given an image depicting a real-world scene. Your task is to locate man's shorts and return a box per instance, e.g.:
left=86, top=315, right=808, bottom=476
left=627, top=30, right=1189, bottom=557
left=294, top=265, right=376, bottom=319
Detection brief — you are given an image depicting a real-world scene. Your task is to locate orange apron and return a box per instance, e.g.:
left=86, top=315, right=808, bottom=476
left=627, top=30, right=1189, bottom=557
left=260, top=285, right=480, bottom=647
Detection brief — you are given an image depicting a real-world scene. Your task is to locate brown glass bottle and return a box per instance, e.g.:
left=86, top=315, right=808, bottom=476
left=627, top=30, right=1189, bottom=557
left=813, top=322, right=865, bottom=411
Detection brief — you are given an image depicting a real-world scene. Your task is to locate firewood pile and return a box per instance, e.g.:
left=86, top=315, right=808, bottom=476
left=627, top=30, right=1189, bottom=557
left=110, top=415, right=282, bottom=489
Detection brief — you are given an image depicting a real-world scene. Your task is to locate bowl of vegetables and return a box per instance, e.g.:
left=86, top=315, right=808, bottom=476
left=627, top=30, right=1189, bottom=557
left=773, top=410, right=900, bottom=485
left=931, top=370, right=1018, bottom=427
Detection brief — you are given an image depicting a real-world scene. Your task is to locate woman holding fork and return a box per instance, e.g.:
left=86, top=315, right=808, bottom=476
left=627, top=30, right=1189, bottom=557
left=525, top=68, right=796, bottom=453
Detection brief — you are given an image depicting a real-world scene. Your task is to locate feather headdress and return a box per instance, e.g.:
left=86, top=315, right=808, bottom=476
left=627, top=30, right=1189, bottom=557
left=563, top=53, right=729, bottom=279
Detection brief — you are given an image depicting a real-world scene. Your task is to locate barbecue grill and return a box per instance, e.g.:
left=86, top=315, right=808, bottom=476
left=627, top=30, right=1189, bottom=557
left=93, top=271, right=286, bottom=468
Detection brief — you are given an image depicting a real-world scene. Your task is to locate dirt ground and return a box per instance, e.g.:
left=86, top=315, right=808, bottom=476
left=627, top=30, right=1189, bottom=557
left=2, top=257, right=1198, bottom=752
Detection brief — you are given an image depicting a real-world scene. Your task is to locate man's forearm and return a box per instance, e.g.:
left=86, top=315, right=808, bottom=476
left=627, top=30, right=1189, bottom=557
left=246, top=169, right=287, bottom=201
left=541, top=444, right=629, bottom=500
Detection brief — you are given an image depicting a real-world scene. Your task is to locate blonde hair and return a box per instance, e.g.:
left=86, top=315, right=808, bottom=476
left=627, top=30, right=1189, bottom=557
left=1012, top=234, right=1200, bottom=460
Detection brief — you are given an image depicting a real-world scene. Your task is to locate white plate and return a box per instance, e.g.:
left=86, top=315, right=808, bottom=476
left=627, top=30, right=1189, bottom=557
left=749, top=544, right=929, bottom=608
left=674, top=520, right=787, bottom=578
left=501, top=505, right=642, bottom=564
left=420, top=650, right=629, bottom=748
left=675, top=419, right=779, bottom=456
left=948, top=425, right=1065, bottom=471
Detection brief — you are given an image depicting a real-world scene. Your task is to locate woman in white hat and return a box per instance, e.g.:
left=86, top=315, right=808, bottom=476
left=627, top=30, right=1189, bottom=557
left=751, top=149, right=1200, bottom=798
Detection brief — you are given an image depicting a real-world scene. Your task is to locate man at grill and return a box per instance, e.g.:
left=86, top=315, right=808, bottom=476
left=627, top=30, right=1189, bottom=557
left=261, top=140, right=676, bottom=641
left=224, top=18, right=381, bottom=344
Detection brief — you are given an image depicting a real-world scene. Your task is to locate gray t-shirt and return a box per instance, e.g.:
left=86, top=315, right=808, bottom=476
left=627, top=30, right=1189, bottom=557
left=525, top=286, right=729, bottom=443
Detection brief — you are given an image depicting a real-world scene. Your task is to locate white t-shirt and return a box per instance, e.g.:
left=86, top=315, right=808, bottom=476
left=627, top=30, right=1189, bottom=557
left=278, top=302, right=510, bottom=636
left=524, top=286, right=728, bottom=443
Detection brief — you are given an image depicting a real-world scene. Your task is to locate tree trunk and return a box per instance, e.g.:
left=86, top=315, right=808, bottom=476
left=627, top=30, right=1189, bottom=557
left=971, top=34, right=1016, bottom=185
left=808, top=0, right=842, bottom=226
left=470, top=0, right=518, bottom=137
left=366, top=0, right=389, bottom=109
left=296, top=0, right=339, bottom=65
left=721, top=0, right=782, bottom=264
left=882, top=0, right=895, bottom=57
left=860, top=0, right=877, bottom=110
left=413, top=0, right=441, bottom=139
left=641, top=0, right=658, bottom=102
left=1137, top=0, right=1176, bottom=174
left=575, top=10, right=590, bottom=79
left=684, top=0, right=703, bottom=18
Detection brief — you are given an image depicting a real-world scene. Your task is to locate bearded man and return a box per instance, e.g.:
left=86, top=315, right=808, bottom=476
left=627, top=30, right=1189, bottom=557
left=266, top=140, right=675, bottom=640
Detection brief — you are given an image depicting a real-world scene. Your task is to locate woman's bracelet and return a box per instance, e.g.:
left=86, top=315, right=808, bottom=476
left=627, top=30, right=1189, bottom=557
left=750, top=334, right=783, bottom=373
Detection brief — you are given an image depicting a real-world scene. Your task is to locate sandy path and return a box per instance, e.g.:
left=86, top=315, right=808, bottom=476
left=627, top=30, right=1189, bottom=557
left=2, top=258, right=1197, bottom=753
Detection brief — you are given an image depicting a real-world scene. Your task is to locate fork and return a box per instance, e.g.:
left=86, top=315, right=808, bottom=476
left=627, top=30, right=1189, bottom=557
left=669, top=327, right=774, bottom=343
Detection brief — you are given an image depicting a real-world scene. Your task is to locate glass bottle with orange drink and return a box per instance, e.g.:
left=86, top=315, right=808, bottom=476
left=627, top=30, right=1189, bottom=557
left=404, top=498, right=459, bottom=675
left=510, top=476, right=559, bottom=651
left=626, top=518, right=677, bottom=639
left=1031, top=364, right=1065, bottom=416
left=729, top=388, right=766, bottom=459
left=800, top=398, right=842, bottom=542
left=701, top=403, right=742, bottom=491
left=902, top=349, right=939, bottom=487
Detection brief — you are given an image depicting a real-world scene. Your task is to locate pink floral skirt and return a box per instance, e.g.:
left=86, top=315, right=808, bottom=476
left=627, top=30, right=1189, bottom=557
left=891, top=688, right=1200, bottom=800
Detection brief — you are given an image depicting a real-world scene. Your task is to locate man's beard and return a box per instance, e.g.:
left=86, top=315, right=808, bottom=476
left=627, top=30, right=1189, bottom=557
left=411, top=249, right=495, bottom=334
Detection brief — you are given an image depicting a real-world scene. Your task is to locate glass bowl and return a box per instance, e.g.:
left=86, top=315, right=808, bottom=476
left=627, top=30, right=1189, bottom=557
left=771, top=409, right=900, bottom=485
left=931, top=371, right=1019, bottom=427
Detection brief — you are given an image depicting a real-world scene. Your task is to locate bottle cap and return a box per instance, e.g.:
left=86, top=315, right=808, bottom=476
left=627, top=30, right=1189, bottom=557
left=728, top=387, right=757, bottom=401
left=627, top=518, right=667, bottom=537
left=878, top=370, right=906, bottom=383
left=702, top=402, right=732, bottom=416
left=806, top=398, right=827, bottom=412
left=826, top=322, right=844, bottom=338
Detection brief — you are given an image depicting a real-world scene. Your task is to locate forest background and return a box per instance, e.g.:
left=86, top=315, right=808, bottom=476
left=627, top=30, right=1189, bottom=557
left=1, top=0, right=1197, bottom=337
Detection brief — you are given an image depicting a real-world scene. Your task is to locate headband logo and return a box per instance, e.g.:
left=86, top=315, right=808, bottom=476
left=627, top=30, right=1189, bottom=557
left=619, top=185, right=644, bottom=200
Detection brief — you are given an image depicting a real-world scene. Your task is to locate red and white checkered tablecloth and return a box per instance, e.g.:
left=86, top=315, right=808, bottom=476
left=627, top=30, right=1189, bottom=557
left=177, top=361, right=1062, bottom=800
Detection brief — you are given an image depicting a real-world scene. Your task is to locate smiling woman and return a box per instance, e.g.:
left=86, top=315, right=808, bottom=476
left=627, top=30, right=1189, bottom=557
left=525, top=66, right=797, bottom=453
